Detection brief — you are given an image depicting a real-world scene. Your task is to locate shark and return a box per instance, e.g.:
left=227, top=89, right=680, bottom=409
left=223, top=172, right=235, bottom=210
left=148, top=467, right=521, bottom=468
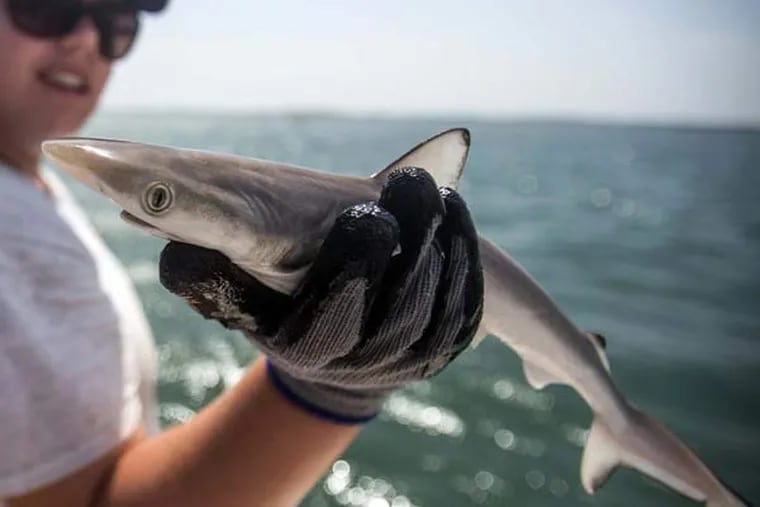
left=41, top=128, right=751, bottom=507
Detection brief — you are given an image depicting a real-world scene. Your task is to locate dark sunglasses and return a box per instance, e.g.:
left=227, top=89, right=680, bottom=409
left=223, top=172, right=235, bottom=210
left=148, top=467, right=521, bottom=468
left=5, top=0, right=167, bottom=60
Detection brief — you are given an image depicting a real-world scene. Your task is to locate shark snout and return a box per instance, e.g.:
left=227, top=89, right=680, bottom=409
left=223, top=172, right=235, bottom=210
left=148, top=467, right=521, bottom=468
left=42, top=137, right=132, bottom=193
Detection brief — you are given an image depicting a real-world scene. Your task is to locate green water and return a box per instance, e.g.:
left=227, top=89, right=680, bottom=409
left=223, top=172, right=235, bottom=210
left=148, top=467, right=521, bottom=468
left=64, top=113, right=759, bottom=506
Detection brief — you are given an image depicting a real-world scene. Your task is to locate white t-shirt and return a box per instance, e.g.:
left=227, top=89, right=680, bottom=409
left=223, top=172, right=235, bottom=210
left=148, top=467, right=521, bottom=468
left=0, top=164, right=158, bottom=502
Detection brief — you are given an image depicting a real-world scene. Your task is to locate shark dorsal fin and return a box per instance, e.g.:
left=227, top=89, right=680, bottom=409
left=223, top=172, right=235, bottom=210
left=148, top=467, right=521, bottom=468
left=371, top=128, right=470, bottom=190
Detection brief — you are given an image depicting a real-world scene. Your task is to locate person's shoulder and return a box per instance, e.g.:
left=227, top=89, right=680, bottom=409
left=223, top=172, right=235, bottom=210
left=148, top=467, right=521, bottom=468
left=0, top=167, right=82, bottom=251
left=0, top=168, right=104, bottom=280
left=0, top=166, right=116, bottom=346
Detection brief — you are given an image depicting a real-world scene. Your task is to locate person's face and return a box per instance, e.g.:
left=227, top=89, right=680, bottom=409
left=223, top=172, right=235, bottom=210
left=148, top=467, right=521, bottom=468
left=0, top=1, right=115, bottom=150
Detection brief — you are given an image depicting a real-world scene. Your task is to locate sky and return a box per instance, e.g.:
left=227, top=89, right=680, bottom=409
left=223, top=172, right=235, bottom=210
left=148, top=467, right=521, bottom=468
left=101, top=0, right=760, bottom=126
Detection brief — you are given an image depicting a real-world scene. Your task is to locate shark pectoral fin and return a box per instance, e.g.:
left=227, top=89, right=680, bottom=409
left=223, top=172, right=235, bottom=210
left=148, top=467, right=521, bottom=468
left=371, top=128, right=470, bottom=190
left=580, top=419, right=621, bottom=494
left=522, top=360, right=560, bottom=390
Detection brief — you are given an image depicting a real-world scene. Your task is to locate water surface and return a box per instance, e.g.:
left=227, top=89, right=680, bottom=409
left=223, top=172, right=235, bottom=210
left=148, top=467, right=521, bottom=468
left=60, top=114, right=760, bottom=506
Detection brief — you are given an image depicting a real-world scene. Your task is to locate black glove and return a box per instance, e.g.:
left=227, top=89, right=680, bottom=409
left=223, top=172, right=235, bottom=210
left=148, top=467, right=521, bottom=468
left=159, top=167, right=484, bottom=424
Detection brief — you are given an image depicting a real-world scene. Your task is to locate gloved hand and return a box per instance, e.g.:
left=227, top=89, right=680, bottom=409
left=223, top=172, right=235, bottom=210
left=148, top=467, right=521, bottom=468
left=158, top=167, right=484, bottom=424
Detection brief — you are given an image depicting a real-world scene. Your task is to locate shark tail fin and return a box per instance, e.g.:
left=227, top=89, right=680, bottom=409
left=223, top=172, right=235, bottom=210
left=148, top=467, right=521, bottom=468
left=371, top=128, right=470, bottom=190
left=581, top=409, right=750, bottom=507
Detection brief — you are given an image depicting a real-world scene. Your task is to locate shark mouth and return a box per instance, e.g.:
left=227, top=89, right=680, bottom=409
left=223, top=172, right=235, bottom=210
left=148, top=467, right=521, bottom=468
left=120, top=211, right=180, bottom=242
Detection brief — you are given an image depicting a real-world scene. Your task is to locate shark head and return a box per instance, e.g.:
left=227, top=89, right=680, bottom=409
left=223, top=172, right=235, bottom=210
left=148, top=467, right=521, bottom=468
left=42, top=138, right=278, bottom=258
left=42, top=128, right=470, bottom=293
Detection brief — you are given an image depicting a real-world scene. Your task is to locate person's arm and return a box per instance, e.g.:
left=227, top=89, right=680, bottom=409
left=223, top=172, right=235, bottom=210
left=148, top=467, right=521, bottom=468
left=8, top=356, right=360, bottom=507
left=101, top=355, right=361, bottom=507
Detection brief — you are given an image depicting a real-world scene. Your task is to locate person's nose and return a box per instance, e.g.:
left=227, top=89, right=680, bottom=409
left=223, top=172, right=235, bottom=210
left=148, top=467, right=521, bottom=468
left=60, top=15, right=101, bottom=57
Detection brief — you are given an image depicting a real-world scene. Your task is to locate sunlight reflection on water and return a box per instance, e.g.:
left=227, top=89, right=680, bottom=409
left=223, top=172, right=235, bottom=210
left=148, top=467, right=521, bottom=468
left=323, top=460, right=419, bottom=507
left=380, top=393, right=465, bottom=438
left=491, top=378, right=555, bottom=412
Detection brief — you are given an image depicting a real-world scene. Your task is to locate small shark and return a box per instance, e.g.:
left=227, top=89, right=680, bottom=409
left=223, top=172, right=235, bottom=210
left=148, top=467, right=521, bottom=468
left=42, top=129, right=750, bottom=507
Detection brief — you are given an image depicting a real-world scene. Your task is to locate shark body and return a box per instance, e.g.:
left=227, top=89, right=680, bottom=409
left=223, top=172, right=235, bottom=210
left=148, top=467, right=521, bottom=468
left=42, top=129, right=750, bottom=507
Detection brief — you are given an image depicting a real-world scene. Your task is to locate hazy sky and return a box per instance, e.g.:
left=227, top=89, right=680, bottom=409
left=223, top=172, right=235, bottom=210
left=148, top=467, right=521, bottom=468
left=102, top=0, right=760, bottom=125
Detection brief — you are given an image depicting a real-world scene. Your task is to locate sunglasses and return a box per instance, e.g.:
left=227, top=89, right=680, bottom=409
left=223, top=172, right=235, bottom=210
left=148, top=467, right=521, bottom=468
left=4, top=0, right=166, bottom=61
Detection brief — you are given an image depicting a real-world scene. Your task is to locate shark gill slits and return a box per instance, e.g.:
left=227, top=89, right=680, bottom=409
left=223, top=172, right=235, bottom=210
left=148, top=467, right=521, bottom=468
left=142, top=181, right=174, bottom=215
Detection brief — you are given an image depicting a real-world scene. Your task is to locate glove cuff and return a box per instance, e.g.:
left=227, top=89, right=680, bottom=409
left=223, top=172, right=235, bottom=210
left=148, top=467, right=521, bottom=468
left=265, top=360, right=387, bottom=425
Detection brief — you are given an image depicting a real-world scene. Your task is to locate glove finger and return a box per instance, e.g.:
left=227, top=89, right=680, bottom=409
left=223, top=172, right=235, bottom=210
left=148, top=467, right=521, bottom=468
left=406, top=187, right=485, bottom=377
left=340, top=241, right=445, bottom=371
left=158, top=241, right=291, bottom=335
left=271, top=202, right=399, bottom=372
left=377, top=167, right=445, bottom=285
left=366, top=167, right=444, bottom=338
left=354, top=167, right=447, bottom=362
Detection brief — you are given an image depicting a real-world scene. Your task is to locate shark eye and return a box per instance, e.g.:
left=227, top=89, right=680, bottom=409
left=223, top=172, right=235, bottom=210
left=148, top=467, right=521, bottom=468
left=142, top=182, right=173, bottom=215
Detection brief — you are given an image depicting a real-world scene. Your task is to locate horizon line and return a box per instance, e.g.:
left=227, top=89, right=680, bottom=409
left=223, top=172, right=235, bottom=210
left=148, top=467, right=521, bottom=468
left=96, top=107, right=760, bottom=133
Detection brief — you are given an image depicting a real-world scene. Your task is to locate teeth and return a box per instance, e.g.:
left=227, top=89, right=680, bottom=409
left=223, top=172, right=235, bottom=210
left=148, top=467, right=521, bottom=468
left=45, top=72, right=86, bottom=90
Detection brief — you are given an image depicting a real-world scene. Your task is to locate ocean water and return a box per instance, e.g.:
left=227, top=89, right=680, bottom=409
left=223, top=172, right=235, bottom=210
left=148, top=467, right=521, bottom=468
left=61, top=113, right=759, bottom=507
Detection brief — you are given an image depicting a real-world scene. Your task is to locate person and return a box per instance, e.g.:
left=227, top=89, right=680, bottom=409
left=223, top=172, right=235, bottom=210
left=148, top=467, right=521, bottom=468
left=0, top=1, right=484, bottom=507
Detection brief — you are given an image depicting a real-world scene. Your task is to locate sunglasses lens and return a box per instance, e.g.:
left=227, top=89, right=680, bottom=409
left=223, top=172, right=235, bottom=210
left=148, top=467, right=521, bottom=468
left=93, top=8, right=139, bottom=60
left=7, top=0, right=81, bottom=37
left=7, top=0, right=141, bottom=61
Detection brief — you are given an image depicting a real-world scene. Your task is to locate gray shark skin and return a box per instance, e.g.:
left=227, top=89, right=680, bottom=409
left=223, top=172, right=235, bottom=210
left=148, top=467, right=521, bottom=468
left=41, top=129, right=749, bottom=507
